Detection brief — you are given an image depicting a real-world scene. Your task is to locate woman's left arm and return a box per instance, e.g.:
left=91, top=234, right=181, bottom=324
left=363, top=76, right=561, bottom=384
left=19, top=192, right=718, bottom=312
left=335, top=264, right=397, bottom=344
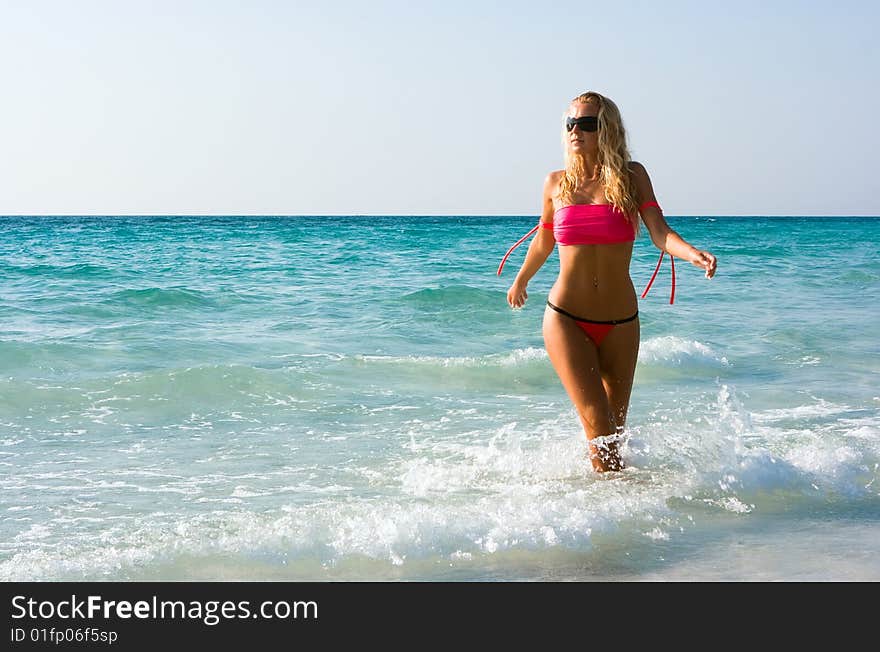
left=630, top=161, right=717, bottom=279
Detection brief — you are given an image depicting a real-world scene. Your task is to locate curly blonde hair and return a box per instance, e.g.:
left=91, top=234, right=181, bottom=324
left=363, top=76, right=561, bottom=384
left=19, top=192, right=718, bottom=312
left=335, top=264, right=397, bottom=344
left=556, top=91, right=640, bottom=227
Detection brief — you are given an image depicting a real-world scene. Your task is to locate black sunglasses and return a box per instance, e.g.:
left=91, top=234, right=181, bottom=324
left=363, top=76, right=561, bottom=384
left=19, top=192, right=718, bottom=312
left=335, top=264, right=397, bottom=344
left=565, top=116, right=599, bottom=132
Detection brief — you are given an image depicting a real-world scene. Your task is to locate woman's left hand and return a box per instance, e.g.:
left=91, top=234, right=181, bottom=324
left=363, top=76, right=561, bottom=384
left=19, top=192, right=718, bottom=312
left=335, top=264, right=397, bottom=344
left=691, top=250, right=717, bottom=279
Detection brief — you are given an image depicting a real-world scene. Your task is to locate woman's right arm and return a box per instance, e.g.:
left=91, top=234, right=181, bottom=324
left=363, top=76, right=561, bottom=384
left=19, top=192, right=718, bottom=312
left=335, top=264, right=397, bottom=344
left=507, top=173, right=558, bottom=308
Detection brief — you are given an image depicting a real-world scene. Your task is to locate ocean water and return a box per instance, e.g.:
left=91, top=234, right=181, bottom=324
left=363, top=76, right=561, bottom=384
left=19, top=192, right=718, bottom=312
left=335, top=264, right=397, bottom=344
left=1, top=215, right=878, bottom=582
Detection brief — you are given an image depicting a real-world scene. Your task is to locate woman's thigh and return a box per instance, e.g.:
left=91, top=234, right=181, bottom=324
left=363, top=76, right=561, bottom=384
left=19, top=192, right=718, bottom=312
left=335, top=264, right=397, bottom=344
left=542, top=307, right=614, bottom=435
left=598, top=318, right=640, bottom=428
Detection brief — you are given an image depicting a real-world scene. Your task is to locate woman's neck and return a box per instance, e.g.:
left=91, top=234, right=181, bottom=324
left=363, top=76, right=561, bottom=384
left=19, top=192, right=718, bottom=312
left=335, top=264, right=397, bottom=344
left=573, top=152, right=600, bottom=182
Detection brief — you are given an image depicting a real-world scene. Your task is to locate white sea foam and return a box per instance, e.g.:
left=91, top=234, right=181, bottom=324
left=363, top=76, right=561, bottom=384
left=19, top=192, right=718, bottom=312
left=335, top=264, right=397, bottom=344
left=0, top=426, right=685, bottom=579
left=0, top=390, right=763, bottom=580
left=272, top=353, right=346, bottom=360
left=231, top=487, right=271, bottom=498
left=643, top=527, right=669, bottom=540
left=136, top=485, right=202, bottom=495
left=638, top=336, right=728, bottom=366
left=2, top=384, right=878, bottom=581
left=357, top=347, right=547, bottom=368
left=751, top=399, right=852, bottom=423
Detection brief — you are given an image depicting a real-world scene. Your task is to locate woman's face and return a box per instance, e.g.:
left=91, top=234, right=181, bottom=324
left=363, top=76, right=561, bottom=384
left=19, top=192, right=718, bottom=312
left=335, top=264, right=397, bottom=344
left=567, top=101, right=599, bottom=154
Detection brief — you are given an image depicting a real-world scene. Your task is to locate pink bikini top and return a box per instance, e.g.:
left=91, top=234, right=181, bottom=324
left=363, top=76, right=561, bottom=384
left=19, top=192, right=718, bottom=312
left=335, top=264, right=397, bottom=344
left=551, top=203, right=636, bottom=245
left=496, top=200, right=676, bottom=303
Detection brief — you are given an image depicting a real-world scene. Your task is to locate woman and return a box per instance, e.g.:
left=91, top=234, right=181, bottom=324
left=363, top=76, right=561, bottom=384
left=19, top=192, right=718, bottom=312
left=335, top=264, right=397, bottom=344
left=501, top=91, right=717, bottom=473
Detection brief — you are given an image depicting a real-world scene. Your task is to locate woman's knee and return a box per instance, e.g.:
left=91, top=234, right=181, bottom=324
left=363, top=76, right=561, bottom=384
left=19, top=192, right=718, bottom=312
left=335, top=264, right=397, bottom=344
left=576, top=403, right=616, bottom=435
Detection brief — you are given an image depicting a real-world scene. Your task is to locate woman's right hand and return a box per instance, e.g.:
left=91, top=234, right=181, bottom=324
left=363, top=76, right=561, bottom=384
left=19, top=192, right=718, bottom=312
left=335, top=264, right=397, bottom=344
left=690, top=249, right=717, bottom=279
left=507, top=281, right=528, bottom=309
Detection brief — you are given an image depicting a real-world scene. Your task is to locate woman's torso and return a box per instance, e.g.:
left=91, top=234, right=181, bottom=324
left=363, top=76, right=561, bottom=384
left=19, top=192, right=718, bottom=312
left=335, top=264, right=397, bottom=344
left=547, top=176, right=638, bottom=319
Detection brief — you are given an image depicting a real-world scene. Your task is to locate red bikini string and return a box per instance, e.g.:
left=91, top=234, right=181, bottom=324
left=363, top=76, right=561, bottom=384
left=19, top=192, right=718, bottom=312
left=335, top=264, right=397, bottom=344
left=641, top=251, right=664, bottom=299
left=641, top=250, right=676, bottom=305
left=496, top=224, right=538, bottom=276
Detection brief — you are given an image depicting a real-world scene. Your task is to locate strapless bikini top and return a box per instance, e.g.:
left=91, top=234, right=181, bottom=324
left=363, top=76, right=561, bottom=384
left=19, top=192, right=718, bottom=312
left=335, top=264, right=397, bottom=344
left=497, top=201, right=676, bottom=303
left=546, top=203, right=636, bottom=245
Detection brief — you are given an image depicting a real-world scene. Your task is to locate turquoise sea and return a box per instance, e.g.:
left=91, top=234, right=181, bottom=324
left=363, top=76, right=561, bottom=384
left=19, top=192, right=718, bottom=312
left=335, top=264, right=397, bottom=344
left=1, top=215, right=878, bottom=581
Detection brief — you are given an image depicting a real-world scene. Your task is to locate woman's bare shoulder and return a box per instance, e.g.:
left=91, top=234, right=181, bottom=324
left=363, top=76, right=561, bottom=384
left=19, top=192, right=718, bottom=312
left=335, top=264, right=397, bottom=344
left=627, top=161, right=655, bottom=196
left=542, top=170, right=564, bottom=200
left=544, top=169, right=565, bottom=186
left=627, top=160, right=649, bottom=177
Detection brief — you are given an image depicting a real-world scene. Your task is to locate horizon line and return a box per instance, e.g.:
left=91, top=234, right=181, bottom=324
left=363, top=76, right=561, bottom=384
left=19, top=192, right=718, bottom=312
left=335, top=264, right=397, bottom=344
left=2, top=213, right=879, bottom=219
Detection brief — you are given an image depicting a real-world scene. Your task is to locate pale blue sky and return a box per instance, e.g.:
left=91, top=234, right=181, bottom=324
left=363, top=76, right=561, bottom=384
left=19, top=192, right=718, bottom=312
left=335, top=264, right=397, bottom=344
left=2, top=0, right=877, bottom=215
